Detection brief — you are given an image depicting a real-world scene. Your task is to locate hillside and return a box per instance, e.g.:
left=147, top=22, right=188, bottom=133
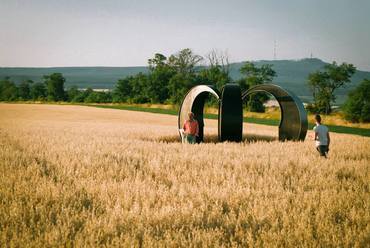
left=1, top=58, right=369, bottom=104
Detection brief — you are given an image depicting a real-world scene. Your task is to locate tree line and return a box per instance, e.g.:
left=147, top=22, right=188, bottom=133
left=0, top=73, right=113, bottom=103
left=0, top=48, right=369, bottom=122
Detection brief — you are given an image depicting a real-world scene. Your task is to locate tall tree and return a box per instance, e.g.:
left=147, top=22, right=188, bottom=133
left=167, top=49, right=203, bottom=103
left=205, top=49, right=230, bottom=75
left=148, top=53, right=168, bottom=70
left=197, top=66, right=231, bottom=91
left=44, top=73, right=66, bottom=101
left=0, top=77, right=18, bottom=101
left=199, top=49, right=232, bottom=90
left=168, top=48, right=203, bottom=74
left=147, top=53, right=175, bottom=103
left=114, top=77, right=132, bottom=102
left=128, top=73, right=150, bottom=103
left=30, top=82, right=47, bottom=100
left=18, top=80, right=32, bottom=100
left=307, top=62, right=356, bottom=114
left=238, top=62, right=276, bottom=112
left=343, top=79, right=370, bottom=123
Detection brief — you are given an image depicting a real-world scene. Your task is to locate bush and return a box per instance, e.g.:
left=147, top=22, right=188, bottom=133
left=343, top=79, right=370, bottom=123
left=84, top=91, right=112, bottom=103
left=0, top=78, right=18, bottom=101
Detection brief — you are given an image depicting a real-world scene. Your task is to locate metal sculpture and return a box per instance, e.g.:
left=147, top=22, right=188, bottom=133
left=178, top=83, right=307, bottom=142
left=218, top=84, right=243, bottom=142
left=242, top=84, right=308, bottom=141
left=178, top=85, right=220, bottom=143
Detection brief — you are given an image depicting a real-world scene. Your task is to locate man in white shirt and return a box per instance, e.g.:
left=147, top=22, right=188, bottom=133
left=313, top=114, right=330, bottom=158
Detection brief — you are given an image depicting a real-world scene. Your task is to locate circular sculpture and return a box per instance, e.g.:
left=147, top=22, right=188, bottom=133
left=242, top=84, right=308, bottom=141
left=178, top=83, right=307, bottom=143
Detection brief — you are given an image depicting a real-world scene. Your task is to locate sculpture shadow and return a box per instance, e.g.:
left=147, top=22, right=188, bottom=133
left=243, top=134, right=277, bottom=143
left=147, top=134, right=219, bottom=144
left=143, top=133, right=277, bottom=144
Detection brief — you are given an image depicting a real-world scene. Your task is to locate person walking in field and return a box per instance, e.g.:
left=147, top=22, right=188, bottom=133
left=313, top=114, right=330, bottom=158
left=182, top=112, right=199, bottom=144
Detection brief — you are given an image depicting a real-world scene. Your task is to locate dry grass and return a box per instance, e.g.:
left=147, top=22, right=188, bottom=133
left=0, top=103, right=369, bottom=247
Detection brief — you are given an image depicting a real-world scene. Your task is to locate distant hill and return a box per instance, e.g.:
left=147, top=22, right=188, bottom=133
left=229, top=58, right=370, bottom=104
left=1, top=58, right=369, bottom=104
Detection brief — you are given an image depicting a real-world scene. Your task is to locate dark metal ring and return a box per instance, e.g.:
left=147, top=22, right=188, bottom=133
left=242, top=84, right=307, bottom=141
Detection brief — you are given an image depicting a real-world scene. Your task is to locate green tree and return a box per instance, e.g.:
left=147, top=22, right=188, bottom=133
left=84, top=91, right=112, bottom=103
left=167, top=49, right=202, bottom=104
left=168, top=73, right=197, bottom=104
left=129, top=73, right=150, bottom=103
left=148, top=53, right=168, bottom=70
left=30, top=82, right=47, bottom=100
left=82, top=88, right=94, bottom=101
left=307, top=62, right=356, bottom=114
left=114, top=49, right=204, bottom=104
left=199, top=49, right=232, bottom=90
left=0, top=77, right=18, bottom=101
left=343, top=79, right=370, bottom=122
left=238, top=62, right=276, bottom=112
left=147, top=53, right=175, bottom=103
left=18, top=80, right=32, bottom=100
left=198, top=66, right=231, bottom=90
left=66, top=86, right=80, bottom=102
left=44, top=73, right=65, bottom=101
left=168, top=48, right=203, bottom=74
left=197, top=66, right=231, bottom=108
left=71, top=88, right=92, bottom=102
left=114, top=73, right=150, bottom=104
left=114, top=77, right=133, bottom=102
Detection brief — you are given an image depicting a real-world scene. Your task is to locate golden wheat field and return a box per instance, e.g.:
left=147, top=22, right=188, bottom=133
left=0, top=103, right=369, bottom=247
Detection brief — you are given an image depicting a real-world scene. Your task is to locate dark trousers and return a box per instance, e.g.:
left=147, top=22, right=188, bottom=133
left=316, top=145, right=329, bottom=157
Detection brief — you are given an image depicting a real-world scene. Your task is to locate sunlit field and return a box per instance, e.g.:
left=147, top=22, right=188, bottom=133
left=0, top=103, right=369, bottom=247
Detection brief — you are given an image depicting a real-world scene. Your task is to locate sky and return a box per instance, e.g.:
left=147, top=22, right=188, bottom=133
left=1, top=0, right=370, bottom=70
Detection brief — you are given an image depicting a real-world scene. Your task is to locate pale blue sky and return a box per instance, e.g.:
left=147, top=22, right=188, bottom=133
left=1, top=0, right=369, bottom=70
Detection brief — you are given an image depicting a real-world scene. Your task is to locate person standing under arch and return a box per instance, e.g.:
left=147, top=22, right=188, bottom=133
left=182, top=112, right=199, bottom=144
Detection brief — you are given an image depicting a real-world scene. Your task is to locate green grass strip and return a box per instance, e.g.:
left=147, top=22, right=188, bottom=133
left=88, top=104, right=370, bottom=137
left=87, top=104, right=179, bottom=115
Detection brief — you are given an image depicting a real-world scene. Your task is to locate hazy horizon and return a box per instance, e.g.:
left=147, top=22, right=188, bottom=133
left=1, top=58, right=367, bottom=72
left=1, top=0, right=370, bottom=70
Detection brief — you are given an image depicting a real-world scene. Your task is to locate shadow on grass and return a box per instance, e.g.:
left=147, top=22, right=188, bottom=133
left=143, top=134, right=277, bottom=144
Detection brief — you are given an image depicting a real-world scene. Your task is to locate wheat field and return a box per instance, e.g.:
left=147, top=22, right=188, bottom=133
left=0, top=103, right=369, bottom=247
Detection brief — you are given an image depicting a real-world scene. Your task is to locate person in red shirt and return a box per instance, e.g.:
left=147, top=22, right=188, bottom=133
left=183, top=112, right=199, bottom=144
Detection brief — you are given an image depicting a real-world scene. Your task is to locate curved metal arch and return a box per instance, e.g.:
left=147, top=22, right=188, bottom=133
left=218, top=84, right=243, bottom=142
left=178, top=85, right=220, bottom=143
left=242, top=84, right=308, bottom=141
